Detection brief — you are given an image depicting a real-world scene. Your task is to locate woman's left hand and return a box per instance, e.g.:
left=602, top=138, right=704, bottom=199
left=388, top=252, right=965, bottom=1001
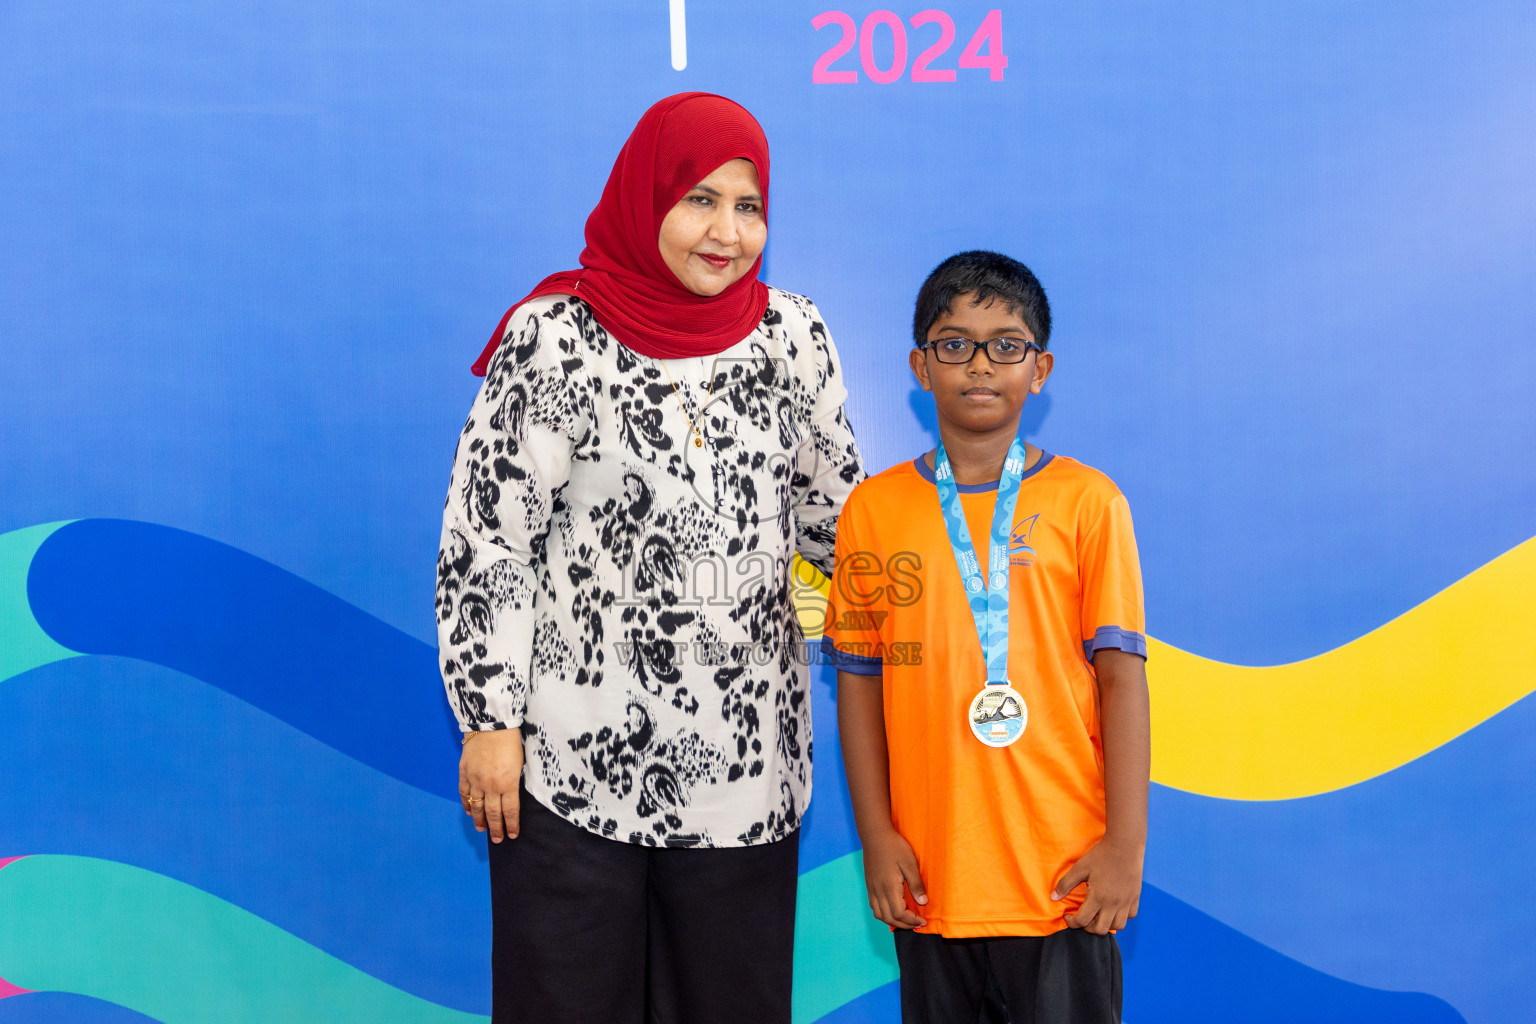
left=460, top=730, right=525, bottom=842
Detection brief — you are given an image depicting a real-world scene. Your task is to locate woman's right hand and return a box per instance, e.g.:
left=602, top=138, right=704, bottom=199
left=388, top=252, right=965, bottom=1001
left=460, top=729, right=525, bottom=842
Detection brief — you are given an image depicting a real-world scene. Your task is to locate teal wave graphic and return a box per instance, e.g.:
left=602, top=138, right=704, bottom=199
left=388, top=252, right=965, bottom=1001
left=0, top=856, right=485, bottom=1024
left=792, top=853, right=897, bottom=1022
left=0, top=522, right=77, bottom=681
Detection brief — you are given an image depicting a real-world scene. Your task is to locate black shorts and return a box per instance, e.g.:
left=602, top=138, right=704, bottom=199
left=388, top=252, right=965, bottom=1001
left=488, top=787, right=800, bottom=1024
left=894, top=927, right=1122, bottom=1024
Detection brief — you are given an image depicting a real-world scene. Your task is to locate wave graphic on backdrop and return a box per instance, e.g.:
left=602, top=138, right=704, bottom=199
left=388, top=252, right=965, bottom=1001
left=0, top=856, right=483, bottom=1024
left=20, top=519, right=463, bottom=801
left=0, top=845, right=1465, bottom=1024
left=0, top=522, right=79, bottom=682
left=16, top=520, right=1535, bottom=804
left=1, top=655, right=1464, bottom=1023
left=1141, top=533, right=1536, bottom=799
left=0, top=992, right=162, bottom=1023
left=792, top=852, right=1456, bottom=1024
left=0, top=520, right=1498, bottom=1021
left=0, top=655, right=490, bottom=1012
left=1149, top=686, right=1536, bottom=1024
left=796, top=536, right=1536, bottom=799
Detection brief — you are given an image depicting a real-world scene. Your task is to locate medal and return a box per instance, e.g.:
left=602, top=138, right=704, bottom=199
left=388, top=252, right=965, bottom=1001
left=969, top=683, right=1028, bottom=747
left=934, top=437, right=1030, bottom=748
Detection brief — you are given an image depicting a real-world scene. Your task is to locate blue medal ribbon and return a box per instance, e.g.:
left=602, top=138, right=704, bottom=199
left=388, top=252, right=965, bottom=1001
left=934, top=437, right=1028, bottom=686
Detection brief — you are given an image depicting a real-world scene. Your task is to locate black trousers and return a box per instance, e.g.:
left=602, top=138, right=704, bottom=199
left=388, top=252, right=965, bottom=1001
left=489, top=788, right=800, bottom=1024
left=895, top=928, right=1122, bottom=1024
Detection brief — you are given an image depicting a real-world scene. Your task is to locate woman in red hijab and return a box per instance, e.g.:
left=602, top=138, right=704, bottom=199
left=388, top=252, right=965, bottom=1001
left=437, top=93, right=864, bottom=1023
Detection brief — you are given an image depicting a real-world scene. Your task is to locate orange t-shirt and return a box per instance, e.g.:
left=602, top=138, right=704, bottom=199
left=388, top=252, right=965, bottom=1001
left=823, top=451, right=1146, bottom=938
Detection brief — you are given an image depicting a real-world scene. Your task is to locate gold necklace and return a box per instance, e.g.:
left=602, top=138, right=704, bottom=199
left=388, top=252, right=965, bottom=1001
left=660, top=356, right=721, bottom=449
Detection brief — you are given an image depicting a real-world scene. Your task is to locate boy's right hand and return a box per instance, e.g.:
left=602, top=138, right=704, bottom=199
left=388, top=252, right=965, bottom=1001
left=862, top=829, right=929, bottom=929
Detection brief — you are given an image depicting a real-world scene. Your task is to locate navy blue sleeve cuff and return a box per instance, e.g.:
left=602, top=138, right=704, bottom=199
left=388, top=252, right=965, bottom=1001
left=821, top=634, right=883, bottom=676
left=1082, top=626, right=1148, bottom=661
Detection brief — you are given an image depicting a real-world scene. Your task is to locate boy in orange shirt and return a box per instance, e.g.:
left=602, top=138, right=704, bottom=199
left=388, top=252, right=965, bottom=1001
left=824, top=251, right=1150, bottom=1023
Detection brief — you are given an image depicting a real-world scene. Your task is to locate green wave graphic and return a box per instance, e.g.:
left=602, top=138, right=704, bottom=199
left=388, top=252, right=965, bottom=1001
left=792, top=851, right=896, bottom=1022
left=0, top=856, right=486, bottom=1024
left=0, top=522, right=79, bottom=682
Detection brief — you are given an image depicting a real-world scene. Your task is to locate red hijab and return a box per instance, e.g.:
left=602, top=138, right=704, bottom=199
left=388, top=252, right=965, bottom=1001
left=472, top=92, right=771, bottom=375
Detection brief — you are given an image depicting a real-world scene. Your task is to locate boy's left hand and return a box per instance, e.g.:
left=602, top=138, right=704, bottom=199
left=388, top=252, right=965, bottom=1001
left=1051, top=837, right=1144, bottom=935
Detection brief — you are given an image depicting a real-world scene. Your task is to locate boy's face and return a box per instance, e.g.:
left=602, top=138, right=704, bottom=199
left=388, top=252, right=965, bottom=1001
left=910, top=294, right=1054, bottom=438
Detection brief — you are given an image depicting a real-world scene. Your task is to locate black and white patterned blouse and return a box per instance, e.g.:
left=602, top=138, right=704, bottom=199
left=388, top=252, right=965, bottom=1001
left=437, top=289, right=864, bottom=848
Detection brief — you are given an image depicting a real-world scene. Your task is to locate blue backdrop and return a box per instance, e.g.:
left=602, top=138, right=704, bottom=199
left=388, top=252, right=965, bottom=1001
left=3, top=2, right=1534, bottom=1021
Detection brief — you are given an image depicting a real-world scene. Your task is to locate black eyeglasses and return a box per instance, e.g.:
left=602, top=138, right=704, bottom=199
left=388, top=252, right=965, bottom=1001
left=920, top=337, right=1041, bottom=365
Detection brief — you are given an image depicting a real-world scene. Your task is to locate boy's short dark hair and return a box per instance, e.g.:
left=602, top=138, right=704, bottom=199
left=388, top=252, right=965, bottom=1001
left=912, top=250, right=1052, bottom=350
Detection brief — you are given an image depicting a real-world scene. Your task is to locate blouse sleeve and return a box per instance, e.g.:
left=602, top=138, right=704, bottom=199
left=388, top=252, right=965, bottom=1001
left=819, top=482, right=887, bottom=677
left=792, top=309, right=866, bottom=578
left=436, top=303, right=594, bottom=731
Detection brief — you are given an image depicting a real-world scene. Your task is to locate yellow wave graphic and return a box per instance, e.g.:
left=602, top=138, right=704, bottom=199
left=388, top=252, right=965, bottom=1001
left=792, top=535, right=1536, bottom=800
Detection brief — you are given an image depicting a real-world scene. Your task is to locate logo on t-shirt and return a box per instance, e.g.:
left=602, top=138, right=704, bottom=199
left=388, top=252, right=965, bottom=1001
left=1009, top=514, right=1040, bottom=567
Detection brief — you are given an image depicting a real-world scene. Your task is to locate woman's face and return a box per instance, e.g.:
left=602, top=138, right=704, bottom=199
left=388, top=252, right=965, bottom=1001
left=657, top=158, right=766, bottom=297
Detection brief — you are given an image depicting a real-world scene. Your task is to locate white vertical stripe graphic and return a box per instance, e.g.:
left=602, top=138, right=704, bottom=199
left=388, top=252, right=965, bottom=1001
left=669, top=0, right=687, bottom=70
